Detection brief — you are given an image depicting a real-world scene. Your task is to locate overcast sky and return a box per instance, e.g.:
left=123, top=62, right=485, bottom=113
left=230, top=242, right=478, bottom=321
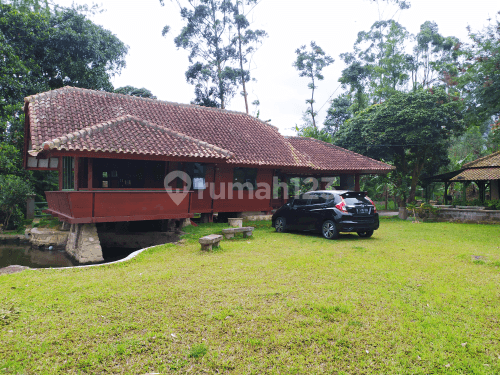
left=56, top=0, right=499, bottom=135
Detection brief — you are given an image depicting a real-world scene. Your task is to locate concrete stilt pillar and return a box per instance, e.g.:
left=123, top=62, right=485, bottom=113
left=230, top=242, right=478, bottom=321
left=200, top=213, right=213, bottom=223
left=65, top=223, right=104, bottom=264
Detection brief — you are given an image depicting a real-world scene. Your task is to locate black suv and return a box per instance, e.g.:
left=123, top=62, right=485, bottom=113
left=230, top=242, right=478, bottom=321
left=272, top=190, right=379, bottom=239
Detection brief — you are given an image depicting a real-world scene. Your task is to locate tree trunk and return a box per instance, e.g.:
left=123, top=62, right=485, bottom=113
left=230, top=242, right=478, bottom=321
left=385, top=184, right=388, bottom=210
left=408, top=150, right=427, bottom=203
left=237, top=25, right=249, bottom=114
left=310, top=75, right=316, bottom=129
left=211, top=2, right=225, bottom=109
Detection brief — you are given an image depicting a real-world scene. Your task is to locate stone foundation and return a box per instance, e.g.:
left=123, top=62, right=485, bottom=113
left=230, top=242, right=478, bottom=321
left=30, top=228, right=68, bottom=249
left=66, top=223, right=104, bottom=264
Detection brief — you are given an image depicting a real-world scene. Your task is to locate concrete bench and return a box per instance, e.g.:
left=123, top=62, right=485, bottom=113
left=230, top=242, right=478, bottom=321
left=222, top=227, right=254, bottom=239
left=198, top=234, right=223, bottom=251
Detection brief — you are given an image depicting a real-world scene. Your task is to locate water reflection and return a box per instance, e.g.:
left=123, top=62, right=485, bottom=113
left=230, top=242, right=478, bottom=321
left=0, top=244, right=139, bottom=269
left=0, top=244, right=77, bottom=268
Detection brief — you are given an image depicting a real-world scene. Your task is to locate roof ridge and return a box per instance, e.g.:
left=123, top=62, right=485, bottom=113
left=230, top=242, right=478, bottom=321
left=40, top=115, right=235, bottom=158
left=462, top=150, right=500, bottom=168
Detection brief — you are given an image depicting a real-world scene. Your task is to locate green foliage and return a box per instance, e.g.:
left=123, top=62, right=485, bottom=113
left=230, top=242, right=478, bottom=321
left=334, top=87, right=465, bottom=205
left=339, top=19, right=459, bottom=114
left=0, top=174, right=33, bottom=228
left=0, top=3, right=128, bottom=204
left=31, top=215, right=60, bottom=228
left=451, top=198, right=500, bottom=210
left=406, top=202, right=439, bottom=221
left=0, top=0, right=50, bottom=15
left=295, top=112, right=332, bottom=143
left=323, top=94, right=353, bottom=135
left=411, top=21, right=460, bottom=89
left=0, top=143, right=23, bottom=175
left=488, top=121, right=500, bottom=153
left=484, top=200, right=500, bottom=210
left=293, top=41, right=334, bottom=128
left=458, top=16, right=500, bottom=125
left=447, top=125, right=489, bottom=170
left=340, top=20, right=412, bottom=106
left=114, top=86, right=157, bottom=99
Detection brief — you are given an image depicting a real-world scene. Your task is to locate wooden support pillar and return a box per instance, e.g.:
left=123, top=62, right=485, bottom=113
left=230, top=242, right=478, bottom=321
left=444, top=182, right=449, bottom=205
left=355, top=174, right=360, bottom=191
left=58, top=156, right=63, bottom=190
left=74, top=157, right=79, bottom=191
left=88, top=158, right=93, bottom=191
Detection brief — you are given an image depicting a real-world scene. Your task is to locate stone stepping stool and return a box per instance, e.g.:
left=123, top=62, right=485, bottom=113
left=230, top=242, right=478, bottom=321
left=227, top=218, right=243, bottom=228
left=199, top=234, right=223, bottom=251
left=222, top=227, right=254, bottom=239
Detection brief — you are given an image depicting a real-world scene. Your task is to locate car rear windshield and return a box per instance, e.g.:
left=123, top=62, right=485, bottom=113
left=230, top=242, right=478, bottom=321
left=341, top=193, right=372, bottom=205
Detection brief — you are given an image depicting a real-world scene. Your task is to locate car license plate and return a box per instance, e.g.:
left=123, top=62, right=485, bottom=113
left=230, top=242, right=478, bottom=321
left=358, top=208, right=368, bottom=214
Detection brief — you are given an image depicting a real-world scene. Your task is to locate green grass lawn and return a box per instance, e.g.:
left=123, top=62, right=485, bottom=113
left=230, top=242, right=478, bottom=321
left=1, top=219, right=499, bottom=374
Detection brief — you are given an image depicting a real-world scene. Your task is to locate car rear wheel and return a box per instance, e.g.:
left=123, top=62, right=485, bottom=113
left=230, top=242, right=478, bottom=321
left=275, top=217, right=287, bottom=233
left=358, top=230, right=374, bottom=238
left=322, top=220, right=338, bottom=240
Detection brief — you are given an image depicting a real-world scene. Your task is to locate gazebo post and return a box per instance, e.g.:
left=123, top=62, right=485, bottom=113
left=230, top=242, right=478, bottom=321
left=478, top=181, right=486, bottom=203
left=444, top=181, right=449, bottom=205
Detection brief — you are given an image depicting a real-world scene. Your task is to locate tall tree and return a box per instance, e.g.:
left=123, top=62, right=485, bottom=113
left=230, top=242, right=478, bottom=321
left=334, top=87, right=465, bottom=205
left=457, top=14, right=500, bottom=126
left=161, top=0, right=238, bottom=109
left=293, top=41, right=334, bottom=129
left=232, top=0, right=266, bottom=114
left=410, top=21, right=460, bottom=89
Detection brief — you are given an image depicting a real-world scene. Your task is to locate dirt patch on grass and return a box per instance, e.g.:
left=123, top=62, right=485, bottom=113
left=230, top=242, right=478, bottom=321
left=0, top=265, right=29, bottom=276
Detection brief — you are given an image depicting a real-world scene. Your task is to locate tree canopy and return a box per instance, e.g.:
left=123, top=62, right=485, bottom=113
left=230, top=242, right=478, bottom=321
left=114, top=86, right=157, bottom=99
left=334, top=87, right=465, bottom=205
left=458, top=16, right=500, bottom=126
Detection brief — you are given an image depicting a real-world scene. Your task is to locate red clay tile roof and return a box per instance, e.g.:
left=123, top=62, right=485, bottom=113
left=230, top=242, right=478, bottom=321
left=286, top=137, right=394, bottom=173
left=462, top=151, right=500, bottom=168
left=25, top=86, right=392, bottom=172
left=25, top=87, right=310, bottom=168
left=36, top=115, right=233, bottom=159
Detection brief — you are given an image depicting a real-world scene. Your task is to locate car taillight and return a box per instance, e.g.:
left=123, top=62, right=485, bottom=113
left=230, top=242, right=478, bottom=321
left=335, top=197, right=348, bottom=213
left=366, top=196, right=377, bottom=213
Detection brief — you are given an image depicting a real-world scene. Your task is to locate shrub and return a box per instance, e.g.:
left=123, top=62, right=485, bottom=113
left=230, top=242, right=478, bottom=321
left=484, top=200, right=500, bottom=210
left=0, top=175, right=34, bottom=229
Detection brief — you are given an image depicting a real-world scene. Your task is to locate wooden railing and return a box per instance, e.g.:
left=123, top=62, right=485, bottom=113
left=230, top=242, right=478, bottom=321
left=45, top=190, right=194, bottom=224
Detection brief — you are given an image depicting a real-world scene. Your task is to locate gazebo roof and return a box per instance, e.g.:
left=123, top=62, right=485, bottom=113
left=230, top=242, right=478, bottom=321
left=451, top=167, right=500, bottom=181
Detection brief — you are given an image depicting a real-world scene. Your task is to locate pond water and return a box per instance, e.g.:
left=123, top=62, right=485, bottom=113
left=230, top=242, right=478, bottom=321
left=0, top=242, right=138, bottom=269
